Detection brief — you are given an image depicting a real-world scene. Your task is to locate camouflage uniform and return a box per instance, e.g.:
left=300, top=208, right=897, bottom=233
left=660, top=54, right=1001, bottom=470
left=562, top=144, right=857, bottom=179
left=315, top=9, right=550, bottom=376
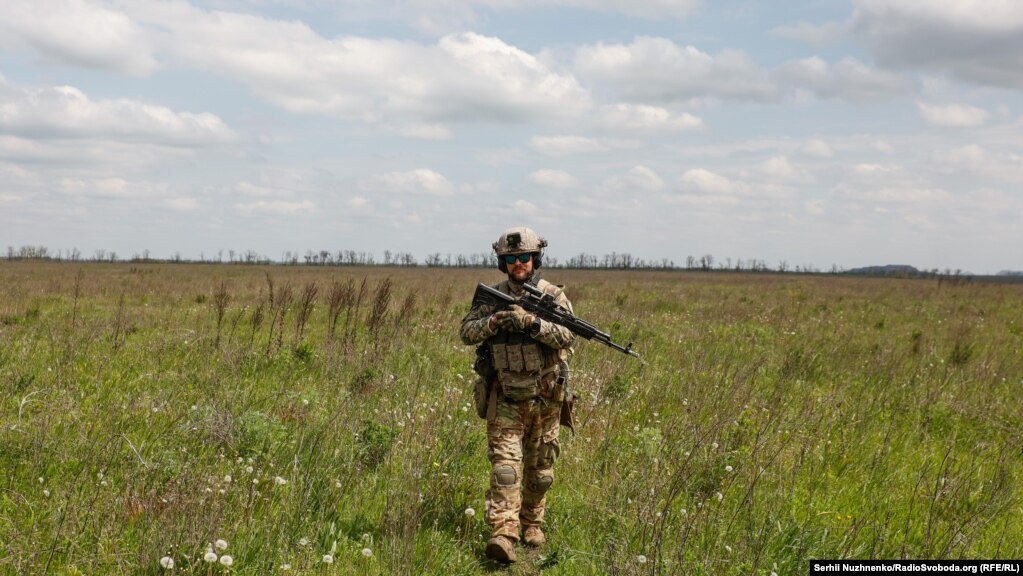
left=460, top=277, right=575, bottom=542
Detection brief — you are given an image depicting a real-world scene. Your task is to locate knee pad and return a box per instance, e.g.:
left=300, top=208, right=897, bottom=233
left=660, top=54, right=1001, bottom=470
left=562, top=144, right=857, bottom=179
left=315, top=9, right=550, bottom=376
left=494, top=465, right=517, bottom=486
left=535, top=474, right=553, bottom=492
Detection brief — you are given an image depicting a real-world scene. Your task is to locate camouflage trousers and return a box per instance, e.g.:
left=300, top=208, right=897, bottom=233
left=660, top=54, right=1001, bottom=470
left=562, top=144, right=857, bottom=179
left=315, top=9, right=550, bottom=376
left=485, top=396, right=562, bottom=541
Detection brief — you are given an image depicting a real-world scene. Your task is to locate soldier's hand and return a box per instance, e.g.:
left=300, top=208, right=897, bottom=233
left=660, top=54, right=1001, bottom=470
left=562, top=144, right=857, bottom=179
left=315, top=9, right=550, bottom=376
left=492, top=305, right=536, bottom=332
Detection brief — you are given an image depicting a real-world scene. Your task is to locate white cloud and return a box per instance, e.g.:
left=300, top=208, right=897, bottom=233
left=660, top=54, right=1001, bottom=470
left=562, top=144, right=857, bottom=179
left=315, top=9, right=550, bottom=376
left=2, top=2, right=591, bottom=128
left=0, top=0, right=158, bottom=75
left=359, top=169, right=457, bottom=196
left=163, top=197, right=199, bottom=210
left=597, top=104, right=703, bottom=132
left=529, top=169, right=578, bottom=189
left=573, top=37, right=777, bottom=102
left=837, top=185, right=951, bottom=204
left=59, top=177, right=132, bottom=198
left=851, top=0, right=1023, bottom=89
left=680, top=168, right=735, bottom=194
left=758, top=156, right=797, bottom=179
left=606, top=165, right=664, bottom=192
left=853, top=163, right=892, bottom=175
left=799, top=139, right=834, bottom=158
left=236, top=199, right=316, bottom=216
left=916, top=101, right=989, bottom=127
left=158, top=2, right=588, bottom=125
left=779, top=56, right=910, bottom=103
left=0, top=77, right=236, bottom=145
left=404, top=0, right=701, bottom=33
left=529, top=135, right=638, bottom=156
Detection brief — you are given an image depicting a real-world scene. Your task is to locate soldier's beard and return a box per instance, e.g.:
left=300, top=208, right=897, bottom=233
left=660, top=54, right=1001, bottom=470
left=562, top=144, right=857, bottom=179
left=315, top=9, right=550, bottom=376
left=508, top=263, right=533, bottom=283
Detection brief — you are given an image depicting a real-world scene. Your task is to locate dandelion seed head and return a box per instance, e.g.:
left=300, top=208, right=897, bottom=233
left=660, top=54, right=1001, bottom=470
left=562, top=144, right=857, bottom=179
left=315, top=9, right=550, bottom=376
left=215, top=539, right=228, bottom=551
left=224, top=475, right=232, bottom=483
left=322, top=555, right=334, bottom=564
left=298, top=538, right=308, bottom=547
left=361, top=547, right=373, bottom=558
left=716, top=492, right=724, bottom=502
left=219, top=555, right=233, bottom=567
left=274, top=476, right=288, bottom=485
left=43, top=489, right=51, bottom=497
left=160, top=556, right=175, bottom=569
left=725, top=465, right=733, bottom=472
left=637, top=554, right=647, bottom=564
left=280, top=563, right=291, bottom=571
left=203, top=551, right=218, bottom=563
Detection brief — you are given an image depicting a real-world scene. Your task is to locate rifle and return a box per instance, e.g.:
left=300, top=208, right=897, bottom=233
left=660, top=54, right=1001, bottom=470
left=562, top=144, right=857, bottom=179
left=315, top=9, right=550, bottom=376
left=472, top=282, right=642, bottom=361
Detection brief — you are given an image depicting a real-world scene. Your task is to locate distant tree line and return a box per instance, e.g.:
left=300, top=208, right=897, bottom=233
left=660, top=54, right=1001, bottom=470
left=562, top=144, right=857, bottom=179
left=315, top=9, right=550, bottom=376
left=3, top=244, right=1009, bottom=281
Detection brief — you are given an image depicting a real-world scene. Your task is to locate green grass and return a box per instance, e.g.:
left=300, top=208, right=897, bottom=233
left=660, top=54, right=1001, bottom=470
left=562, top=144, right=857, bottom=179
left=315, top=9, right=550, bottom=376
left=1, top=262, right=1022, bottom=574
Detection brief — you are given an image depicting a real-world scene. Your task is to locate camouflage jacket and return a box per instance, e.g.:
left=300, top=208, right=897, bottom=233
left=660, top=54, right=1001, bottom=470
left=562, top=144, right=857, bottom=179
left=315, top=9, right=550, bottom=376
left=459, top=277, right=575, bottom=358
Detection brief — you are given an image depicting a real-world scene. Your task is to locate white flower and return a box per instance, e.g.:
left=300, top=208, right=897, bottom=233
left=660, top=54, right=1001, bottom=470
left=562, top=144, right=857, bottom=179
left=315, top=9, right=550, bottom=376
left=245, top=466, right=254, bottom=474
left=298, top=538, right=309, bottom=547
left=43, top=489, right=51, bottom=497
left=224, top=475, right=232, bottom=483
left=204, top=551, right=218, bottom=563
left=252, top=478, right=259, bottom=485
left=322, top=555, right=334, bottom=564
left=274, top=476, right=288, bottom=486
left=219, top=555, right=233, bottom=567
left=725, top=465, right=733, bottom=472
left=711, top=442, right=719, bottom=450
left=464, top=507, right=475, bottom=517
left=361, top=548, right=373, bottom=558
left=637, top=555, right=647, bottom=564
left=160, top=556, right=175, bottom=569
left=215, top=539, right=228, bottom=551
left=715, top=492, right=724, bottom=502
left=38, top=477, right=44, bottom=484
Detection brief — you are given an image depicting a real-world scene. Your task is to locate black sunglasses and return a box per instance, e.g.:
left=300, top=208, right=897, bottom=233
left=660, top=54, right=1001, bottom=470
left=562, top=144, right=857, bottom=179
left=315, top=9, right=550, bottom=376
left=502, top=254, right=532, bottom=264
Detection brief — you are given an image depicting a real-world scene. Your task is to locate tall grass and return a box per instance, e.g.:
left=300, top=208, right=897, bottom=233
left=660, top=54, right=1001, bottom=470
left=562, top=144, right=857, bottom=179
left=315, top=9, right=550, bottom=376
left=1, top=262, right=1021, bottom=574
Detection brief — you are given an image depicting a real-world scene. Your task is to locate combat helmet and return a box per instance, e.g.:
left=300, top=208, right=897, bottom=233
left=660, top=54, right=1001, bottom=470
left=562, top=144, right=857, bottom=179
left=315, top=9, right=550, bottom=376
left=493, top=226, right=547, bottom=272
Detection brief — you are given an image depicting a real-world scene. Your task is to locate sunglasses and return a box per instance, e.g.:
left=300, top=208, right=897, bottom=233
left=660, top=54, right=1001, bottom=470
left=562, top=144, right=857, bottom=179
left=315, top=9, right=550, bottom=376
left=502, top=254, right=533, bottom=264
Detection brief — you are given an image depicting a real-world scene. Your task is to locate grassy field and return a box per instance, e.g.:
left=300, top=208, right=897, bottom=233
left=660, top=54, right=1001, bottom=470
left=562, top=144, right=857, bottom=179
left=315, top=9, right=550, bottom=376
left=2, top=261, right=1022, bottom=575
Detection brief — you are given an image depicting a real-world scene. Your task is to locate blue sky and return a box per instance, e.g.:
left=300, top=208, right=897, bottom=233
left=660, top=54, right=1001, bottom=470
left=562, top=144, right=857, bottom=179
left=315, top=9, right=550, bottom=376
left=1, top=0, right=1021, bottom=273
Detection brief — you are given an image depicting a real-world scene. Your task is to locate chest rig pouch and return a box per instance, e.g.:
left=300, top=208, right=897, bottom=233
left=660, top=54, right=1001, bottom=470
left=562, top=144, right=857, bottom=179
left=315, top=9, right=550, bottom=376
left=487, top=331, right=556, bottom=401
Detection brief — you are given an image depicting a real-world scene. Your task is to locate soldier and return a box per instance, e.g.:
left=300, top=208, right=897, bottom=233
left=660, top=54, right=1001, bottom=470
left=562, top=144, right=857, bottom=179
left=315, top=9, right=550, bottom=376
left=459, top=226, right=575, bottom=563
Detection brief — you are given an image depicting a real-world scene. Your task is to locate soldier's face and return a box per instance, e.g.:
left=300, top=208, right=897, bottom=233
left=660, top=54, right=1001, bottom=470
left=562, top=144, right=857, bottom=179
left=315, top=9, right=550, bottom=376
left=507, top=254, right=534, bottom=282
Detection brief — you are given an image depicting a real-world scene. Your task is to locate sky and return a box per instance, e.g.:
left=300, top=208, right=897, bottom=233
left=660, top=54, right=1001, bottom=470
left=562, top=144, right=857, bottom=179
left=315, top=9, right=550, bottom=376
left=0, top=0, right=1021, bottom=274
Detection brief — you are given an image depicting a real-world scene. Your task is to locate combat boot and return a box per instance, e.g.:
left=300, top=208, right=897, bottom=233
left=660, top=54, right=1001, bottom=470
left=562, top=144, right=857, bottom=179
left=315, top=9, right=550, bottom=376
left=523, top=526, right=546, bottom=547
left=485, top=535, right=516, bottom=563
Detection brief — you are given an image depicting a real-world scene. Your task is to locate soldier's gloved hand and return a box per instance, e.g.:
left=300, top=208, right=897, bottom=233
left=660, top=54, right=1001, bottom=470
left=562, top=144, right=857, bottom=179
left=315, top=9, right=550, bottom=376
left=492, top=305, right=536, bottom=332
